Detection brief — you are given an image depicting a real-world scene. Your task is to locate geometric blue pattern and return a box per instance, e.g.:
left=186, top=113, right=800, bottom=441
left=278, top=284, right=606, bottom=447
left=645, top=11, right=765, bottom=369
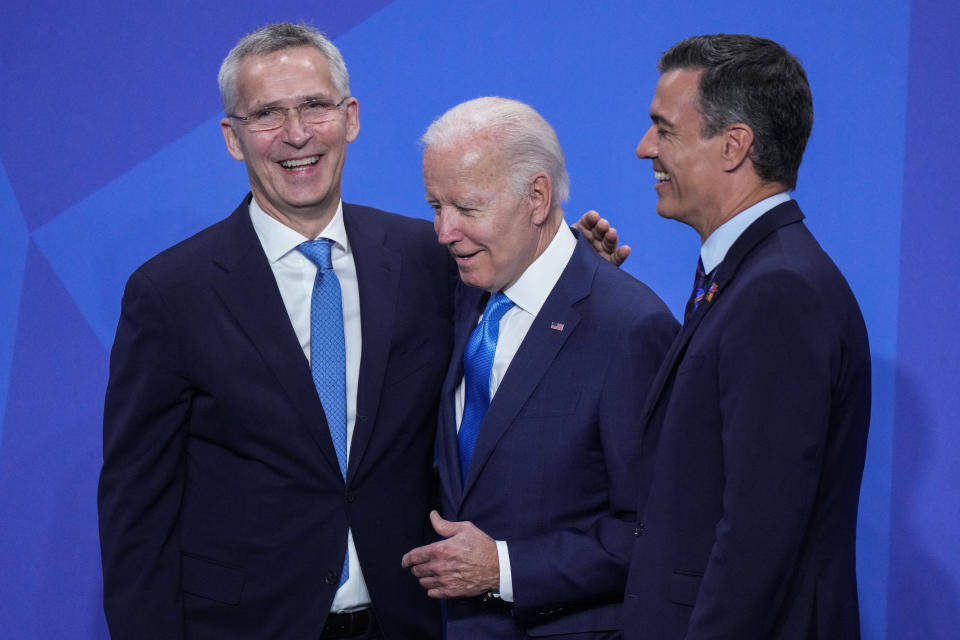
left=0, top=160, right=28, bottom=455
left=32, top=116, right=249, bottom=348
left=0, top=1, right=957, bottom=638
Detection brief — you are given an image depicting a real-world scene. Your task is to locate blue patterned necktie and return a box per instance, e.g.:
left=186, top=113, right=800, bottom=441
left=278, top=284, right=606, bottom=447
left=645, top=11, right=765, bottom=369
left=459, top=292, right=514, bottom=484
left=298, top=238, right=349, bottom=587
left=683, top=257, right=712, bottom=323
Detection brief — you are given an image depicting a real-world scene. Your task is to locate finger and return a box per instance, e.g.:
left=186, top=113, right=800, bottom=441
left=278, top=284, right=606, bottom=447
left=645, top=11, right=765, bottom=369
left=401, top=544, right=433, bottom=568
left=429, top=510, right=461, bottom=537
left=593, top=217, right=611, bottom=237
left=601, top=227, right=619, bottom=251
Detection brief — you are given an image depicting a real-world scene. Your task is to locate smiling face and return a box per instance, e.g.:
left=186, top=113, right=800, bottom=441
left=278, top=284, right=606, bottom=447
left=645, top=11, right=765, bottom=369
left=424, top=137, right=547, bottom=292
left=221, top=46, right=359, bottom=232
left=635, top=69, right=728, bottom=238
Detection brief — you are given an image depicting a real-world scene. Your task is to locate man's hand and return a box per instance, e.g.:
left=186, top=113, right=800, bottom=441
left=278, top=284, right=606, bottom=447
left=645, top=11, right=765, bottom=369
left=573, top=210, right=631, bottom=267
left=401, top=511, right=500, bottom=599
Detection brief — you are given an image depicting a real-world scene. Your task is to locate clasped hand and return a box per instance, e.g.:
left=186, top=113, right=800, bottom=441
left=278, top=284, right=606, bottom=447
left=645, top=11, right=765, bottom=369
left=401, top=510, right=500, bottom=599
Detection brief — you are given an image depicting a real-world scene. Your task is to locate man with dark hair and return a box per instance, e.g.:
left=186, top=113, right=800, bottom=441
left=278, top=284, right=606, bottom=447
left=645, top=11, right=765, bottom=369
left=622, top=34, right=870, bottom=638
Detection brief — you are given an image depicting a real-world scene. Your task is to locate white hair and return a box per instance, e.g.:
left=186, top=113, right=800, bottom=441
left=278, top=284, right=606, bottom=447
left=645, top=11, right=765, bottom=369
left=218, top=22, right=350, bottom=113
left=421, top=97, right=570, bottom=208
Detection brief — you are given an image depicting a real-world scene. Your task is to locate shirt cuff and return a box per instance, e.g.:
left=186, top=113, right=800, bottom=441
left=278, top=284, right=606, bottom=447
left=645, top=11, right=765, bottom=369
left=495, top=540, right=514, bottom=602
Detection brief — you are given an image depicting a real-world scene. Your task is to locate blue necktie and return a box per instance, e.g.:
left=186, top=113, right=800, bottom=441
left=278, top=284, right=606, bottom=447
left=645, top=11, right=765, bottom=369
left=459, top=292, right=514, bottom=484
left=298, top=238, right=349, bottom=587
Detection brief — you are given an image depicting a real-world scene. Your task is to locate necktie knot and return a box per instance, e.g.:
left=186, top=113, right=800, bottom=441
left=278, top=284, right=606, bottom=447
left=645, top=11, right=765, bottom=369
left=298, top=238, right=335, bottom=271
left=483, top=291, right=514, bottom=325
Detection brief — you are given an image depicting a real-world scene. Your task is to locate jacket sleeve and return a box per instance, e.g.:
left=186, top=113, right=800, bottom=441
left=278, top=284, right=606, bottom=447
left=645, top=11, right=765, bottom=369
left=98, top=269, right=190, bottom=640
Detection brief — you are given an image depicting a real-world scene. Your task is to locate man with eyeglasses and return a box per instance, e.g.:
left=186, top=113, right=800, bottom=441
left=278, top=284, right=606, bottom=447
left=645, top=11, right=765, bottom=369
left=98, top=22, right=453, bottom=640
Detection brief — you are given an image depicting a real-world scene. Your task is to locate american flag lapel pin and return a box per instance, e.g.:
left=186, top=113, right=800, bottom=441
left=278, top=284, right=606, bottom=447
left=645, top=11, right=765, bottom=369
left=550, top=321, right=565, bottom=332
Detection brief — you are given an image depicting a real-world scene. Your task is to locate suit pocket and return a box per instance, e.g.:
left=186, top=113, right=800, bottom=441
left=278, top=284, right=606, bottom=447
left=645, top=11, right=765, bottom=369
left=667, top=569, right=702, bottom=607
left=181, top=553, right=245, bottom=604
left=526, top=601, right=621, bottom=636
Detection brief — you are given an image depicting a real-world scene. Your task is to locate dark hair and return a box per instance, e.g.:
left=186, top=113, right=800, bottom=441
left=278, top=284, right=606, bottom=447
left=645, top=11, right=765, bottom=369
left=659, top=34, right=813, bottom=189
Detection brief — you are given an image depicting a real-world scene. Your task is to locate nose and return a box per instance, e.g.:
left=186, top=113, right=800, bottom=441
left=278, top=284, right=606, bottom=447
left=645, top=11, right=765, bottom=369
left=636, top=125, right=657, bottom=159
left=281, top=109, right=311, bottom=146
left=434, top=207, right=461, bottom=245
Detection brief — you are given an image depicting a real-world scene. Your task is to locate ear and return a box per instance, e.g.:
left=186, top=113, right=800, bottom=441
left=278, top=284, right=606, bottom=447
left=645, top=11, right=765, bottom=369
left=721, top=123, right=754, bottom=172
left=221, top=118, right=245, bottom=161
left=528, top=172, right=553, bottom=226
left=344, top=97, right=360, bottom=143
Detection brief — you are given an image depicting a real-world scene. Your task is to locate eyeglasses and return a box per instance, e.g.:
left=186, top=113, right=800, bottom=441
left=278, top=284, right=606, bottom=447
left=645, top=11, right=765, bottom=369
left=227, top=97, right=349, bottom=132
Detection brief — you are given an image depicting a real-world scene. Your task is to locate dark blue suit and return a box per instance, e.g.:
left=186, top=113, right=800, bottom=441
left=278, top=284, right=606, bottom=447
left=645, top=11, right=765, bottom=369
left=623, top=201, right=871, bottom=639
left=436, top=236, right=678, bottom=639
left=99, top=197, right=454, bottom=639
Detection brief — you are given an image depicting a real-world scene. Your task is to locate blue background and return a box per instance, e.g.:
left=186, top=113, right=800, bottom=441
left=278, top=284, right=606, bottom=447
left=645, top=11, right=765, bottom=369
left=1, top=1, right=957, bottom=637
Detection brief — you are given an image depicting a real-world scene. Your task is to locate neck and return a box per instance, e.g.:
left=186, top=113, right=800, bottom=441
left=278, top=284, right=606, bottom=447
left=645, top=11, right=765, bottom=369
left=532, top=209, right=563, bottom=262
left=697, top=182, right=786, bottom=242
left=253, top=195, right=339, bottom=240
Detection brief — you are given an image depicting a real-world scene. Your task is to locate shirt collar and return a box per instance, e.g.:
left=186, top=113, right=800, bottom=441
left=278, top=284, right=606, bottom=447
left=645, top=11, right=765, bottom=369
left=249, top=197, right=349, bottom=263
left=503, top=222, right=577, bottom=317
left=700, top=192, right=791, bottom=274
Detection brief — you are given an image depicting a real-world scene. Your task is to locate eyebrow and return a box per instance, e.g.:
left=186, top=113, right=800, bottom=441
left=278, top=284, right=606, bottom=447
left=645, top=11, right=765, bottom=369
left=650, top=113, right=675, bottom=128
left=249, top=95, right=335, bottom=110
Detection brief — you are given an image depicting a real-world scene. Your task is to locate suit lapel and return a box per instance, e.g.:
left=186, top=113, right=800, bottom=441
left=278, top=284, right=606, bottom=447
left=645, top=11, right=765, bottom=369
left=459, top=240, right=595, bottom=504
left=343, top=204, right=402, bottom=481
left=639, top=200, right=807, bottom=423
left=209, top=198, right=342, bottom=475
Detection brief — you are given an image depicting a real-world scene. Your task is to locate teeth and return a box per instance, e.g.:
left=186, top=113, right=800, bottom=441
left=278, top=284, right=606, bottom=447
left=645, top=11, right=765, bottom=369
left=654, top=171, right=670, bottom=181
left=280, top=156, right=320, bottom=169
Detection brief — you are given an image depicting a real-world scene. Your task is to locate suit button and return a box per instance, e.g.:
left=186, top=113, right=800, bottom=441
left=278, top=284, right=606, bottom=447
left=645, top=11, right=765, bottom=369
left=325, top=571, right=338, bottom=585
left=346, top=491, right=355, bottom=503
left=634, top=522, right=645, bottom=537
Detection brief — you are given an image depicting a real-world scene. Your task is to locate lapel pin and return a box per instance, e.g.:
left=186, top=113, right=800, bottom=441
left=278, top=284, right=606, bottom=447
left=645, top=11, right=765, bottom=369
left=705, top=283, right=719, bottom=303
left=550, top=321, right=565, bottom=332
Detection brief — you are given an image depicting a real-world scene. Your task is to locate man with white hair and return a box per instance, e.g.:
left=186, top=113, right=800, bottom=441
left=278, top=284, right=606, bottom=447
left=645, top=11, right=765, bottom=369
left=99, top=22, right=454, bottom=639
left=402, top=97, right=677, bottom=639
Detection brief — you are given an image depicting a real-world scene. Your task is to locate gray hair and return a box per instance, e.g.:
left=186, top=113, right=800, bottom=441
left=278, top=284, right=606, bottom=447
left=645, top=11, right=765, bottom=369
left=421, top=97, right=570, bottom=209
left=218, top=22, right=350, bottom=113
left=658, top=34, right=813, bottom=190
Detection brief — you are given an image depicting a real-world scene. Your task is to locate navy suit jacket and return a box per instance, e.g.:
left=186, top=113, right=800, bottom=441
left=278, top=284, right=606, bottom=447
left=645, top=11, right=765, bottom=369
left=436, top=236, right=678, bottom=639
left=622, top=201, right=871, bottom=639
left=99, top=197, right=455, bottom=639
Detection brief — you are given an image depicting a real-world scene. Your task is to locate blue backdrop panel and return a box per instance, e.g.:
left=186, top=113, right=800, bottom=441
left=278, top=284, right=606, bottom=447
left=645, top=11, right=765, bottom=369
left=0, top=162, right=29, bottom=454
left=0, top=244, right=108, bottom=638
left=0, top=0, right=394, bottom=230
left=889, top=0, right=960, bottom=637
left=0, top=1, right=956, bottom=637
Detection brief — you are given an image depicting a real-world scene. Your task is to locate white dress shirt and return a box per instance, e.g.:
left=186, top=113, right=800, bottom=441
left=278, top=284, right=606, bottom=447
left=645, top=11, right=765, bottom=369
left=700, top=192, right=791, bottom=273
left=454, top=222, right=578, bottom=602
left=249, top=197, right=371, bottom=613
